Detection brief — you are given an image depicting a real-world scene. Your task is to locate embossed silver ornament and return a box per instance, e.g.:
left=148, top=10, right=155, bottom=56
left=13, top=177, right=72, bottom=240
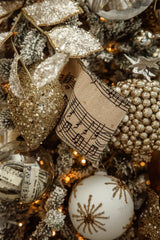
left=111, top=79, right=160, bottom=162
left=88, top=0, right=153, bottom=20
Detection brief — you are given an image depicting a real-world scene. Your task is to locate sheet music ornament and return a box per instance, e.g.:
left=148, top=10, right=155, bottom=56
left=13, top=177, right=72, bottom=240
left=68, top=171, right=134, bottom=240
left=56, top=62, right=130, bottom=166
left=111, top=79, right=160, bottom=162
left=0, top=147, right=53, bottom=203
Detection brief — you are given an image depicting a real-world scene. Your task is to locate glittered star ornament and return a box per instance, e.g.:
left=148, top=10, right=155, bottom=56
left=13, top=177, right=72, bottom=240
left=125, top=54, right=160, bottom=81
left=8, top=53, right=68, bottom=149
left=23, top=0, right=83, bottom=27
left=47, top=25, right=103, bottom=58
left=138, top=188, right=160, bottom=240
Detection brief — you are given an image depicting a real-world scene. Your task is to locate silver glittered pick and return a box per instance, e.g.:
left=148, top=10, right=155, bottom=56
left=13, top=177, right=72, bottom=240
left=23, top=0, right=83, bottom=27
left=125, top=54, right=160, bottom=81
left=0, top=32, right=12, bottom=48
left=47, top=25, right=103, bottom=58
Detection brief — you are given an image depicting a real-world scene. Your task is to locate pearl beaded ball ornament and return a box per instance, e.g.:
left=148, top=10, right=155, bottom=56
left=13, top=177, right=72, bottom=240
left=69, top=172, right=134, bottom=240
left=111, top=79, right=160, bottom=162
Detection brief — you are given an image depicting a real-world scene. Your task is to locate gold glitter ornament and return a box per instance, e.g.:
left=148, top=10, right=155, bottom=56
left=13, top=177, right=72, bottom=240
left=8, top=53, right=67, bottom=149
left=138, top=188, right=160, bottom=240
left=111, top=79, right=160, bottom=162
left=23, top=0, right=83, bottom=27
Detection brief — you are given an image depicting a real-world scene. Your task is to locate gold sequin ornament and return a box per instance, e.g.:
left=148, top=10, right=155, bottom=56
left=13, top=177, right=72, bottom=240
left=138, top=188, right=160, bottom=240
left=111, top=79, right=160, bottom=162
left=8, top=53, right=68, bottom=149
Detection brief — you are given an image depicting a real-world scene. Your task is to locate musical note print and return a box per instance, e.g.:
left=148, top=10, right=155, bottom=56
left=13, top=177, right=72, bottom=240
left=56, top=65, right=130, bottom=164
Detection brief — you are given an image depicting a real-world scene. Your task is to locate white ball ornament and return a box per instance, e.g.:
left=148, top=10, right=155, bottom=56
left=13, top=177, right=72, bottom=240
left=69, top=172, right=134, bottom=240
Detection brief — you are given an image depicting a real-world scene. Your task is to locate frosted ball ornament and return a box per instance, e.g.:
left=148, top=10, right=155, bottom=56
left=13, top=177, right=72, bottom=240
left=88, top=0, right=153, bottom=20
left=69, top=172, right=134, bottom=240
left=111, top=79, right=160, bottom=162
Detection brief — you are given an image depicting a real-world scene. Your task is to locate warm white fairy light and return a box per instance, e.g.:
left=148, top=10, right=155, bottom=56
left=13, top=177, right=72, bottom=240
left=18, top=222, right=23, bottom=227
left=52, top=230, right=56, bottom=236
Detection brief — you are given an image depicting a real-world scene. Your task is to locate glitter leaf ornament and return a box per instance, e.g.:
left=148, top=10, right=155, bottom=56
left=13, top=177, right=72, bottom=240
left=23, top=0, right=83, bottom=27
left=0, top=32, right=12, bottom=48
left=47, top=26, right=103, bottom=58
left=0, top=0, right=23, bottom=18
left=88, top=0, right=153, bottom=20
left=8, top=53, right=67, bottom=149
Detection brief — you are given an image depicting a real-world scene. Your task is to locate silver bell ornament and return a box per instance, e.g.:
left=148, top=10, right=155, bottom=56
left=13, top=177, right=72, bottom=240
left=111, top=79, right=160, bottom=162
left=88, top=0, right=153, bottom=20
left=0, top=143, right=53, bottom=203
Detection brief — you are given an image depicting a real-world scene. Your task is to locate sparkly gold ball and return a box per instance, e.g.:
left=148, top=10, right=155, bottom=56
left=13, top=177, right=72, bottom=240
left=111, top=79, right=160, bottom=162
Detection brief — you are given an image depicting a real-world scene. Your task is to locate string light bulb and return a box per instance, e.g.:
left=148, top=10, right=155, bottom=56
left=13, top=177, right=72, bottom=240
left=140, top=162, right=146, bottom=167
left=73, top=151, right=78, bottom=156
left=58, top=207, right=63, bottom=213
left=18, top=222, right=23, bottom=227
left=52, top=230, right=56, bottom=237
left=64, top=176, right=70, bottom=183
left=81, top=158, right=86, bottom=166
left=100, top=17, right=106, bottom=22
left=39, top=160, right=44, bottom=165
left=146, top=180, right=151, bottom=186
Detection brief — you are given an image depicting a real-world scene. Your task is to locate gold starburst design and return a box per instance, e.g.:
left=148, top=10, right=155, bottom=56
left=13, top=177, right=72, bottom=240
left=72, top=194, right=109, bottom=234
left=105, top=177, right=128, bottom=203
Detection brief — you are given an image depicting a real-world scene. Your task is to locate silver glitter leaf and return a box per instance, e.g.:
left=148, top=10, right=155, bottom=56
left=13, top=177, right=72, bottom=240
left=0, top=0, right=23, bottom=18
left=33, top=53, right=69, bottom=89
left=47, top=26, right=103, bottom=58
left=0, top=32, right=12, bottom=48
left=23, top=0, right=83, bottom=27
left=8, top=55, right=24, bottom=99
